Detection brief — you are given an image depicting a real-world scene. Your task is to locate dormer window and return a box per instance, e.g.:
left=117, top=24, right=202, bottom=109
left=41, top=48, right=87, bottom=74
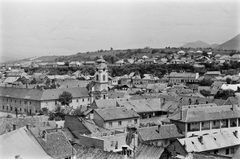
left=103, top=68, right=105, bottom=71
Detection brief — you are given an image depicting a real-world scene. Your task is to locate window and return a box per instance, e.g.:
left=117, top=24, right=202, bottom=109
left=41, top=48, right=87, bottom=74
left=82, top=99, right=84, bottom=102
left=134, top=119, right=138, bottom=124
left=214, top=150, right=218, bottom=154
left=96, top=75, right=99, bottom=81
left=15, top=100, right=16, bottom=103
left=55, top=101, right=57, bottom=105
left=10, top=106, right=12, bottom=111
left=20, top=101, right=21, bottom=104
left=103, top=75, right=106, bottom=81
left=109, top=122, right=112, bottom=127
left=7, top=106, right=8, bottom=110
left=103, top=95, right=106, bottom=99
left=202, top=122, right=204, bottom=127
left=118, top=121, right=122, bottom=126
left=24, top=101, right=27, bottom=104
left=30, top=102, right=31, bottom=105
left=226, top=148, right=229, bottom=155
left=213, top=121, right=216, bottom=125
left=88, top=98, right=90, bottom=101
left=7, top=99, right=8, bottom=102
left=231, top=148, right=235, bottom=154
left=3, top=105, right=4, bottom=110
left=20, top=108, right=22, bottom=111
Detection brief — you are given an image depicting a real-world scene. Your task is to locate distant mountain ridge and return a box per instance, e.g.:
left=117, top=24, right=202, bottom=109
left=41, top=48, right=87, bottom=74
left=181, top=34, right=240, bottom=50
left=216, top=34, right=240, bottom=50
left=181, top=40, right=219, bottom=48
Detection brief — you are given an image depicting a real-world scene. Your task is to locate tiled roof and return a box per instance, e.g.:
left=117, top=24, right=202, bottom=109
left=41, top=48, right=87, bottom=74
left=74, top=144, right=123, bottom=159
left=169, top=72, right=197, bottom=78
left=36, top=130, right=76, bottom=159
left=80, top=118, right=110, bottom=134
left=117, top=98, right=162, bottom=113
left=190, top=152, right=232, bottom=159
left=3, top=77, right=20, bottom=83
left=179, top=131, right=240, bottom=153
left=138, top=124, right=184, bottom=141
left=93, top=98, right=120, bottom=109
left=135, top=143, right=164, bottom=159
left=57, top=80, right=89, bottom=88
left=169, top=104, right=240, bottom=122
left=0, top=127, right=52, bottom=159
left=94, top=107, right=139, bottom=121
left=0, top=87, right=89, bottom=101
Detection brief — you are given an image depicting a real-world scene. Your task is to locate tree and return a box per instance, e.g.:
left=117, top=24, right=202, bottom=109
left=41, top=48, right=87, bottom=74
left=200, top=90, right=211, bottom=97
left=57, top=91, right=73, bottom=106
left=226, top=77, right=232, bottom=84
left=199, top=78, right=213, bottom=86
left=214, top=89, right=235, bottom=100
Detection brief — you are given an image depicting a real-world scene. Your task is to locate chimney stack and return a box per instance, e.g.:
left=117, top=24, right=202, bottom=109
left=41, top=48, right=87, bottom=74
left=198, top=136, right=203, bottom=144
left=26, top=124, right=29, bottom=130
left=122, top=146, right=128, bottom=159
left=157, top=125, right=161, bottom=133
left=13, top=124, right=16, bottom=130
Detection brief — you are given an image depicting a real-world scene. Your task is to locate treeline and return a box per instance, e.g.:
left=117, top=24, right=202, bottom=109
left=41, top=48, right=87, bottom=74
left=25, top=61, right=240, bottom=78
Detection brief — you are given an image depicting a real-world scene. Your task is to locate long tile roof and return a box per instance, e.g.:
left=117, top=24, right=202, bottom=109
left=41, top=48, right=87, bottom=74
left=169, top=104, right=240, bottom=122
left=94, top=107, right=139, bottom=121
left=179, top=131, right=240, bottom=153
left=138, top=124, right=184, bottom=141
left=0, top=87, right=89, bottom=101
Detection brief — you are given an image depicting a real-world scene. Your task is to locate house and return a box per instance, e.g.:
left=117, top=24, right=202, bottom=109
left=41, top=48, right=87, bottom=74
left=0, top=87, right=90, bottom=114
left=93, top=107, right=140, bottom=131
left=178, top=131, right=240, bottom=157
left=168, top=72, right=199, bottom=84
left=110, top=77, right=120, bottom=86
left=117, top=98, right=165, bottom=119
left=204, top=71, right=221, bottom=78
left=221, top=83, right=240, bottom=92
left=230, top=54, right=240, bottom=61
left=137, top=124, right=184, bottom=147
left=69, top=61, right=81, bottom=67
left=169, top=104, right=240, bottom=138
left=177, top=50, right=185, bottom=55
left=0, top=127, right=52, bottom=159
left=35, top=129, right=76, bottom=159
left=219, top=55, right=230, bottom=63
left=144, top=58, right=156, bottom=65
left=83, top=61, right=95, bottom=66
left=115, top=59, right=125, bottom=66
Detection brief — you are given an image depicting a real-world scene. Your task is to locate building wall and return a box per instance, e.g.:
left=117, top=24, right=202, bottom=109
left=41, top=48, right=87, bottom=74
left=144, top=139, right=170, bottom=148
left=93, top=111, right=105, bottom=128
left=0, top=97, right=41, bottom=115
left=208, top=146, right=239, bottom=157
left=104, top=118, right=140, bottom=131
left=76, top=135, right=104, bottom=149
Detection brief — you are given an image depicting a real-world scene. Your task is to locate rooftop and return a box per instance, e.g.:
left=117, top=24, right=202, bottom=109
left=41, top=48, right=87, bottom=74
left=137, top=124, right=184, bottom=141
left=94, top=107, right=139, bottom=121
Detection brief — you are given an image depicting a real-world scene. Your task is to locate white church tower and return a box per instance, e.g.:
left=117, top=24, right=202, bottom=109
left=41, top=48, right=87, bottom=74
left=90, top=56, right=108, bottom=102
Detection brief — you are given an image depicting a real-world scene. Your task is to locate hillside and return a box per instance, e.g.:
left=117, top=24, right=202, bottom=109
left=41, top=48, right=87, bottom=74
left=181, top=40, right=212, bottom=48
left=216, top=34, right=240, bottom=50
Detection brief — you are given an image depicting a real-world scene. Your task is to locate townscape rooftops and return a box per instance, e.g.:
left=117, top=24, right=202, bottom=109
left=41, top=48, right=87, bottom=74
left=169, top=72, right=197, bottom=78
left=169, top=104, right=240, bottom=122
left=0, top=127, right=52, bottom=159
left=179, top=131, right=240, bottom=153
left=94, top=107, right=139, bottom=121
left=138, top=124, right=184, bottom=141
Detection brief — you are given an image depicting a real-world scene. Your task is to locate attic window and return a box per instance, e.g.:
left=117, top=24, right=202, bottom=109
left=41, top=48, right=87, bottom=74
left=191, top=141, right=194, bottom=144
left=214, top=137, right=217, bottom=140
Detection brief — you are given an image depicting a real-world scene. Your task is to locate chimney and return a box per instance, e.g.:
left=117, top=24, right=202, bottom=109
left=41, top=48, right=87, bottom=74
left=13, top=124, right=16, bottom=130
left=157, top=125, right=161, bottom=133
left=56, top=124, right=58, bottom=132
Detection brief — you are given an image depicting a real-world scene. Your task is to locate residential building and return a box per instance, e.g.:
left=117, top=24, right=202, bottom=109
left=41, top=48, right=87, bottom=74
left=169, top=104, right=240, bottom=138
left=93, top=107, right=140, bottom=131
left=230, top=54, right=240, bottom=61
left=168, top=72, right=199, bottom=84
left=0, top=87, right=90, bottom=114
left=69, top=61, right=81, bottom=67
left=137, top=124, right=184, bottom=147
left=178, top=131, right=240, bottom=157
left=117, top=98, right=166, bottom=119
left=204, top=71, right=221, bottom=78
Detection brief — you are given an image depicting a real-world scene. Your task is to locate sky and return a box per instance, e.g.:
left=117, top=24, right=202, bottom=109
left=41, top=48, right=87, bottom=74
left=0, top=0, right=240, bottom=62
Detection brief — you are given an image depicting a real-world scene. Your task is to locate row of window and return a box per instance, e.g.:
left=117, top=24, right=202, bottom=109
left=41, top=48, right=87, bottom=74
left=2, top=105, right=38, bottom=113
left=2, top=98, right=37, bottom=105
left=108, top=119, right=138, bottom=127
left=213, top=147, right=234, bottom=155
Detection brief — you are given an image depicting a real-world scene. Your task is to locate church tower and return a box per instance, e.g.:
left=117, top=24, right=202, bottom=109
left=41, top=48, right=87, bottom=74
left=90, top=56, right=108, bottom=102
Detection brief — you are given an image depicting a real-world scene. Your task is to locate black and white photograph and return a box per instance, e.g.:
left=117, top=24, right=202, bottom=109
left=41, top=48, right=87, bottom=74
left=0, top=0, right=240, bottom=158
